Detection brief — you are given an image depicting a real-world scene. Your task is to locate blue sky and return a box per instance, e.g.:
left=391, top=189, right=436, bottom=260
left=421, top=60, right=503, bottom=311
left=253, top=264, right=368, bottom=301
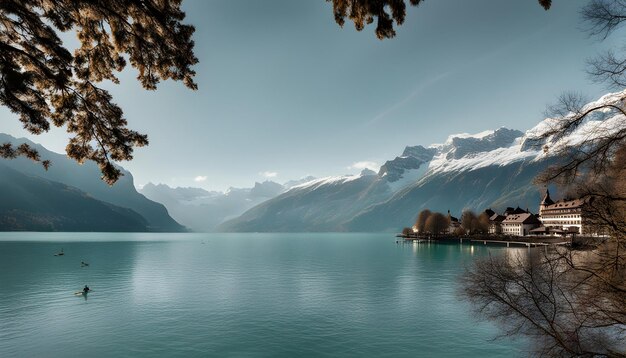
left=0, top=0, right=618, bottom=190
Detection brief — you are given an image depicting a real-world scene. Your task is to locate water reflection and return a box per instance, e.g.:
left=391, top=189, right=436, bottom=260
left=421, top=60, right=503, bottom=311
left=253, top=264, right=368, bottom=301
left=0, top=233, right=527, bottom=357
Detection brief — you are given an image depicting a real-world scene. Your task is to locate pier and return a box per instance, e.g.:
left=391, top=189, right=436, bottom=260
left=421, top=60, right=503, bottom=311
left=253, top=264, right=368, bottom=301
left=395, top=234, right=571, bottom=247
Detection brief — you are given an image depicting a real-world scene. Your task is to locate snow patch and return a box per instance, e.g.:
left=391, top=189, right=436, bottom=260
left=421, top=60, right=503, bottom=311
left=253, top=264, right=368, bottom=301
left=288, top=174, right=362, bottom=191
left=428, top=137, right=540, bottom=174
left=388, top=162, right=431, bottom=192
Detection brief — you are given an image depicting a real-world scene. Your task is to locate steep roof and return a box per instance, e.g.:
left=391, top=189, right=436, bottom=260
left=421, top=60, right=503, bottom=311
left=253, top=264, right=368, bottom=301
left=502, top=213, right=541, bottom=225
left=504, top=206, right=527, bottom=215
left=543, top=197, right=588, bottom=211
left=447, top=210, right=459, bottom=222
left=489, top=213, right=506, bottom=223
left=541, top=189, right=555, bottom=206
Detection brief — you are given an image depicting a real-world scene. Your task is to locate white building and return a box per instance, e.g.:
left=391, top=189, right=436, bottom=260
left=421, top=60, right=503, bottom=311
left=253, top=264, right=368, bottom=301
left=538, top=190, right=588, bottom=235
left=501, top=212, right=541, bottom=236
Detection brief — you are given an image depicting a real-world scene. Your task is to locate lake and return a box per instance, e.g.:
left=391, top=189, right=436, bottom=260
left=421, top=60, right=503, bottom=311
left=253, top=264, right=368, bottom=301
left=0, top=232, right=526, bottom=357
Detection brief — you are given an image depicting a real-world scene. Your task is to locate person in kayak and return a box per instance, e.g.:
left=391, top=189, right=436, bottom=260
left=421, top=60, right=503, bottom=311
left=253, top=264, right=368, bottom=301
left=83, top=285, right=90, bottom=294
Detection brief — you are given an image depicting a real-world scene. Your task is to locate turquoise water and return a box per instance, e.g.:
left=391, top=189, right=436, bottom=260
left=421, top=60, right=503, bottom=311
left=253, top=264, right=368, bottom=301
left=0, top=233, right=525, bottom=357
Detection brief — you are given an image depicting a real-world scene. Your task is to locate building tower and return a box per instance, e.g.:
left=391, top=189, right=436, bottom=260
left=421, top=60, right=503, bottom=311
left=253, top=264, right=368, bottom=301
left=539, top=189, right=554, bottom=216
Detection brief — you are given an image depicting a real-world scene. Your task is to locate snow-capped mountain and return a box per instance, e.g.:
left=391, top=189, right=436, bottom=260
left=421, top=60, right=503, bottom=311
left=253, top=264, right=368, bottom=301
left=378, top=145, right=436, bottom=182
left=218, top=169, right=391, bottom=232
left=220, top=90, right=626, bottom=232
left=283, top=176, right=317, bottom=189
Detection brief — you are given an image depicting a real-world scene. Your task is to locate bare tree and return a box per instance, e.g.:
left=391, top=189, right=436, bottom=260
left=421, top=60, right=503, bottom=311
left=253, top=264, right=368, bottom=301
left=463, top=247, right=626, bottom=356
left=425, top=212, right=449, bottom=236
left=461, top=210, right=478, bottom=234
left=464, top=139, right=626, bottom=355
left=462, top=1, right=626, bottom=355
left=460, top=210, right=489, bottom=234
left=415, top=209, right=431, bottom=234
left=477, top=212, right=491, bottom=234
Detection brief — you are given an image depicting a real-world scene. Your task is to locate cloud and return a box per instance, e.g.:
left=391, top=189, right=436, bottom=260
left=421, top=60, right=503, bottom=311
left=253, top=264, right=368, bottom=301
left=348, top=161, right=379, bottom=171
left=260, top=171, right=278, bottom=178
left=194, top=176, right=208, bottom=182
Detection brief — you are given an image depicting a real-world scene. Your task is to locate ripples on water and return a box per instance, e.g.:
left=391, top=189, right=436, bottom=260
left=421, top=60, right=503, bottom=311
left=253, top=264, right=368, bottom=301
left=0, top=233, right=526, bottom=357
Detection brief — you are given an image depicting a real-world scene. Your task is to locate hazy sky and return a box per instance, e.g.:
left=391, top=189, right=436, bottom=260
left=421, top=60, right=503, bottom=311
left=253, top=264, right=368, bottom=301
left=0, top=0, right=619, bottom=190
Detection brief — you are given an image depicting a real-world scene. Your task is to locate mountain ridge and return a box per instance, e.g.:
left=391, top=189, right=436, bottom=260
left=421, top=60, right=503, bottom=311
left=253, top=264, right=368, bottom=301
left=220, top=90, right=626, bottom=232
left=0, top=163, right=149, bottom=232
left=0, top=134, right=185, bottom=232
left=139, top=180, right=288, bottom=232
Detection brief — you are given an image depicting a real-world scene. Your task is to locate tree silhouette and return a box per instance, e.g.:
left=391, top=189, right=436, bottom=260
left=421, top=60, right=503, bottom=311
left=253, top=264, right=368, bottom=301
left=328, top=0, right=552, bottom=39
left=462, top=1, right=626, bottom=354
left=461, top=210, right=478, bottom=234
left=463, top=245, right=626, bottom=356
left=415, top=209, right=431, bottom=234
left=424, top=212, right=449, bottom=236
left=0, top=0, right=197, bottom=184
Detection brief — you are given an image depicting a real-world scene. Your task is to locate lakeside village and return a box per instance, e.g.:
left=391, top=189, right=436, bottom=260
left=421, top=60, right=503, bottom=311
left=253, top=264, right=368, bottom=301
left=398, top=189, right=607, bottom=248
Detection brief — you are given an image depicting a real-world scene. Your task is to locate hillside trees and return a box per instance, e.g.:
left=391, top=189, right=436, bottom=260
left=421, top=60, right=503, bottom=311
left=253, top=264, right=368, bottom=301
left=0, top=0, right=197, bottom=184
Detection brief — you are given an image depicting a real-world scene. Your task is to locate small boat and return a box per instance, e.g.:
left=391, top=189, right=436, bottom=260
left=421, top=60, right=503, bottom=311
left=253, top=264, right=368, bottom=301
left=54, top=249, right=64, bottom=256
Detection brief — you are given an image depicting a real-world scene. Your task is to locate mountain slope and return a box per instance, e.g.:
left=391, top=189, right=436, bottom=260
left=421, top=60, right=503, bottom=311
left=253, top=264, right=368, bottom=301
left=0, top=134, right=185, bottom=232
left=218, top=170, right=398, bottom=232
left=346, top=160, right=548, bottom=232
left=0, top=164, right=148, bottom=232
left=218, top=128, right=529, bottom=232
left=221, top=90, right=626, bottom=233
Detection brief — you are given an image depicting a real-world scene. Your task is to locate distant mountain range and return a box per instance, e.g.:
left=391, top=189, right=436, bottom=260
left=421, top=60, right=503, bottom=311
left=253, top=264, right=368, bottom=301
left=0, top=134, right=184, bottom=232
left=139, top=180, right=291, bottom=232
left=2, top=90, right=623, bottom=233
left=217, top=128, right=539, bottom=232
left=219, top=90, right=626, bottom=232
